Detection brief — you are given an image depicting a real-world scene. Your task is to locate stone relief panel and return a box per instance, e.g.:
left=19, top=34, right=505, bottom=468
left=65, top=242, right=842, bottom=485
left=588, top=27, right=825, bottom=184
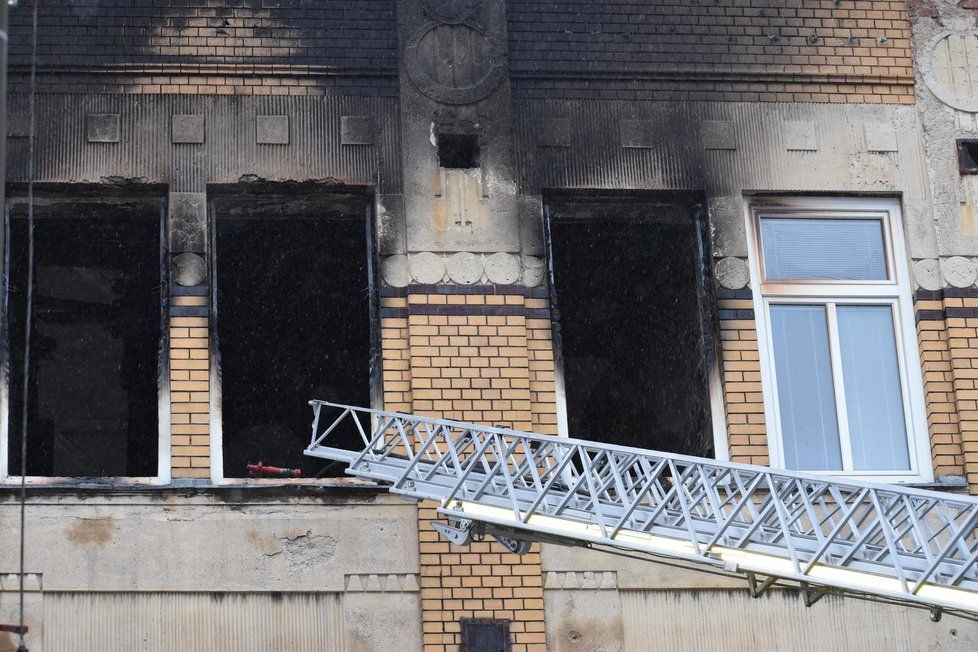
left=404, top=0, right=506, bottom=105
left=922, top=31, right=978, bottom=113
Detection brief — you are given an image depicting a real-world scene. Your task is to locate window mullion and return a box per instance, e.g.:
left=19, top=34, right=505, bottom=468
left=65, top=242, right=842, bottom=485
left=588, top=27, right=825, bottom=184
left=825, top=302, right=854, bottom=472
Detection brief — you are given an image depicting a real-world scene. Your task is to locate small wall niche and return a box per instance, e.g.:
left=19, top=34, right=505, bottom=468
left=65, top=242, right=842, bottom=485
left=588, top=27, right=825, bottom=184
left=438, top=133, right=481, bottom=169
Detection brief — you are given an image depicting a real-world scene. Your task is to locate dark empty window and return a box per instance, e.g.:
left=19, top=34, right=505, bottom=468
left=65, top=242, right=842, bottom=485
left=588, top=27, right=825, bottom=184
left=548, top=197, right=714, bottom=456
left=6, top=199, right=163, bottom=477
left=438, top=133, right=481, bottom=169
left=958, top=139, right=978, bottom=174
left=215, top=192, right=372, bottom=478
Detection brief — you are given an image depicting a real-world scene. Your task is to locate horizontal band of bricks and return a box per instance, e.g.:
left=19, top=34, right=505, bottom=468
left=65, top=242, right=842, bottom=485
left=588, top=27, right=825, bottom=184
left=915, top=288, right=978, bottom=322
left=716, top=287, right=753, bottom=300
left=171, top=285, right=208, bottom=296
left=171, top=306, right=209, bottom=317
left=915, top=288, right=978, bottom=301
left=718, top=308, right=755, bottom=320
left=381, top=304, right=551, bottom=319
left=7, top=63, right=398, bottom=79
left=380, top=285, right=549, bottom=298
left=511, top=70, right=913, bottom=88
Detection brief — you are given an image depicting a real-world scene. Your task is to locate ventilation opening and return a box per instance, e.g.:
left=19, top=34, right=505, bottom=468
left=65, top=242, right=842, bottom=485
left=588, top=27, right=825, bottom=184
left=547, top=195, right=714, bottom=456
left=460, top=618, right=511, bottom=652
left=438, top=133, right=481, bottom=169
left=958, top=138, right=978, bottom=174
left=213, top=189, right=373, bottom=478
left=6, top=193, right=164, bottom=477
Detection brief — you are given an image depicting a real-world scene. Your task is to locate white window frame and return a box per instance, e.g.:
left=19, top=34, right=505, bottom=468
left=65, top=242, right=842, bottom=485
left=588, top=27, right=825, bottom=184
left=745, top=196, right=932, bottom=484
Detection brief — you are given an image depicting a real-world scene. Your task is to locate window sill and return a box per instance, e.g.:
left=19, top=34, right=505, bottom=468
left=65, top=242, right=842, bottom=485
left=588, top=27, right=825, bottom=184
left=0, top=476, right=387, bottom=497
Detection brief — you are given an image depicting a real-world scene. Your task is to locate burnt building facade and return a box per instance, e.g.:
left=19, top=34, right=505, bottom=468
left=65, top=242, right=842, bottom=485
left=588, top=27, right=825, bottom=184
left=1, top=1, right=977, bottom=650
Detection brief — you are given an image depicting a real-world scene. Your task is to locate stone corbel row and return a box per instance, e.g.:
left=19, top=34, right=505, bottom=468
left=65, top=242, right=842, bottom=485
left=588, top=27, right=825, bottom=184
left=380, top=252, right=547, bottom=288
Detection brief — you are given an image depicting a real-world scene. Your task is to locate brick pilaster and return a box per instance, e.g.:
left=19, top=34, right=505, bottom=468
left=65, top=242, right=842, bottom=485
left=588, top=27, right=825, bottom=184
left=914, top=292, right=964, bottom=479
left=718, top=290, right=768, bottom=465
left=381, top=287, right=548, bottom=651
left=943, top=292, right=978, bottom=492
left=169, top=290, right=211, bottom=478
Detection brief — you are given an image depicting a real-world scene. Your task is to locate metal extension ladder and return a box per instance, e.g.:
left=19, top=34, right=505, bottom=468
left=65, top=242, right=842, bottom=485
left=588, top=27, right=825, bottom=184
left=304, top=401, right=978, bottom=619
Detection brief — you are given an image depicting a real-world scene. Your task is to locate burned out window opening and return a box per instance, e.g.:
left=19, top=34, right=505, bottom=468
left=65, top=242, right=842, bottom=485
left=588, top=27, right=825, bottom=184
left=211, top=187, right=374, bottom=479
left=2, top=191, right=166, bottom=479
left=545, top=193, right=716, bottom=457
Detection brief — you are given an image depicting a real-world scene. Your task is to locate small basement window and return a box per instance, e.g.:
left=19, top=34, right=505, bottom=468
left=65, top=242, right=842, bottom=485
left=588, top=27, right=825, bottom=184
left=5, top=194, right=164, bottom=478
left=547, top=195, right=714, bottom=457
left=214, top=190, right=373, bottom=478
left=438, top=133, right=481, bottom=169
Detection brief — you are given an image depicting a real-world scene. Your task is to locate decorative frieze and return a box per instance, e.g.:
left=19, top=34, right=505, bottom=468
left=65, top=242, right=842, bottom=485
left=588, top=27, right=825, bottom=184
left=382, top=252, right=546, bottom=287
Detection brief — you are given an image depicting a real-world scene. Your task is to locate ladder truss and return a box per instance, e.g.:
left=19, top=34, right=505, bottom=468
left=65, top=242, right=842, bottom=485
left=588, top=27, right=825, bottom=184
left=304, top=401, right=978, bottom=618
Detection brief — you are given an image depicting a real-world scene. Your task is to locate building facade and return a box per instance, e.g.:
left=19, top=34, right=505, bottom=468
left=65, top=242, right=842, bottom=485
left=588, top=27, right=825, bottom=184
left=1, top=0, right=977, bottom=650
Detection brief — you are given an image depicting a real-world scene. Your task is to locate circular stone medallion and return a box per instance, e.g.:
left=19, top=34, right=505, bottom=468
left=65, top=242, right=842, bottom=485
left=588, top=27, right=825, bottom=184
left=404, top=23, right=505, bottom=105
left=923, top=32, right=978, bottom=112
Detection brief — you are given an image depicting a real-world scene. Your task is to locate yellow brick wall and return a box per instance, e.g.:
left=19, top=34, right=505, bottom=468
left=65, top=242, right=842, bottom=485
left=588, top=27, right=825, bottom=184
left=915, top=295, right=965, bottom=479
left=527, top=298, right=558, bottom=437
left=718, top=291, right=768, bottom=465
left=170, top=292, right=211, bottom=479
left=380, top=288, right=548, bottom=652
left=942, top=294, right=978, bottom=491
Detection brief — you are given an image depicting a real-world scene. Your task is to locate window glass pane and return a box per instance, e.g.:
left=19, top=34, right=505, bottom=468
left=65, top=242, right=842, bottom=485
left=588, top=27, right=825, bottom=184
left=837, top=305, right=910, bottom=471
left=760, top=217, right=887, bottom=280
left=770, top=304, right=842, bottom=471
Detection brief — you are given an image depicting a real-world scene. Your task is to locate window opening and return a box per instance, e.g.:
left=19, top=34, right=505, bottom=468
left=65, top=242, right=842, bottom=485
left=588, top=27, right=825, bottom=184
left=213, top=191, right=372, bottom=478
left=547, top=196, right=714, bottom=456
left=5, top=197, right=163, bottom=477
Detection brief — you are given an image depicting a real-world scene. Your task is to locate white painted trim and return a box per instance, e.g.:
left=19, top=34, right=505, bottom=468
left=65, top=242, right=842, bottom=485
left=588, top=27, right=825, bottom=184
left=157, top=364, right=172, bottom=485
left=746, top=196, right=933, bottom=484
left=708, top=360, right=729, bottom=462
left=825, top=302, right=855, bottom=471
left=208, top=351, right=225, bottom=484
left=554, top=364, right=569, bottom=439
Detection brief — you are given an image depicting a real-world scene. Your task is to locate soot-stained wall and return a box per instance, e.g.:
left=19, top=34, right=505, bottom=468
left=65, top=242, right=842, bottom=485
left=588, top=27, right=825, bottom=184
left=548, top=195, right=714, bottom=457
left=213, top=191, right=372, bottom=478
left=6, top=196, right=163, bottom=477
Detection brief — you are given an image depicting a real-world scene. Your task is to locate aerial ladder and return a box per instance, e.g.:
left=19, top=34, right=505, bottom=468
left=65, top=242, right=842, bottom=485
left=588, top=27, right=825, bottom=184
left=304, top=401, right=978, bottom=621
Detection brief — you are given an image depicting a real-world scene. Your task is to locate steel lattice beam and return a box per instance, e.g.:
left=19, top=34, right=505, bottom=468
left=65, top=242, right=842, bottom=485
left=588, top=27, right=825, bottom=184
left=304, top=401, right=978, bottom=617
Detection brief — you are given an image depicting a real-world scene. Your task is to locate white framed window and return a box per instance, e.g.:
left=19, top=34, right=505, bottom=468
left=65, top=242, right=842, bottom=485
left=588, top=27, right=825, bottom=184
left=745, top=197, right=932, bottom=483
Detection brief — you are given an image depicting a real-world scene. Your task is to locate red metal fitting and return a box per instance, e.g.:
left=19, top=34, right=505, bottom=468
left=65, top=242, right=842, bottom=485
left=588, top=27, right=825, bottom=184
left=246, top=461, right=302, bottom=478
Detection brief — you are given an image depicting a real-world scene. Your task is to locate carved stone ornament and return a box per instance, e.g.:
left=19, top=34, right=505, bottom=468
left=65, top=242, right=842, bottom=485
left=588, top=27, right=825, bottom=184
left=922, top=31, right=978, bottom=112
left=405, top=0, right=505, bottom=105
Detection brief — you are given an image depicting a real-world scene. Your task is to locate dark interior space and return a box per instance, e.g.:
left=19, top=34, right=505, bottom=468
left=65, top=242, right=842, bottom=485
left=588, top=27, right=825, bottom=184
left=547, top=194, right=714, bottom=457
left=6, top=194, right=163, bottom=477
left=438, top=133, right=481, bottom=169
left=213, top=189, right=373, bottom=478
